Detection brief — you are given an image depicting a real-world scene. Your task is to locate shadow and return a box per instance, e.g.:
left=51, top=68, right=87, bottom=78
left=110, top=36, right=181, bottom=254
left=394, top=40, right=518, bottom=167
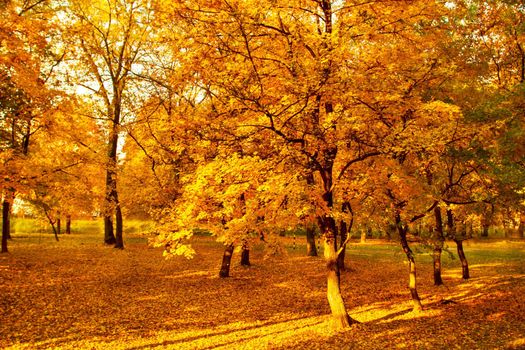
left=365, top=308, right=414, bottom=323
left=3, top=237, right=525, bottom=350
left=125, top=315, right=325, bottom=350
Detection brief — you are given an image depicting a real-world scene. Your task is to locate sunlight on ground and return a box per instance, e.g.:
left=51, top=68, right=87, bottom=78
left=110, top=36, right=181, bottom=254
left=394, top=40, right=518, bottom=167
left=507, top=337, right=525, bottom=349
left=350, top=300, right=442, bottom=324
left=468, top=263, right=507, bottom=269
left=9, top=315, right=334, bottom=350
left=163, top=270, right=211, bottom=280
left=2, top=236, right=525, bottom=350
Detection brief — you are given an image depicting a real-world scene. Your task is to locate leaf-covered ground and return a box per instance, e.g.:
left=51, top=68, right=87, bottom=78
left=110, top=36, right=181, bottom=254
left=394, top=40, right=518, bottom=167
left=1, top=232, right=524, bottom=349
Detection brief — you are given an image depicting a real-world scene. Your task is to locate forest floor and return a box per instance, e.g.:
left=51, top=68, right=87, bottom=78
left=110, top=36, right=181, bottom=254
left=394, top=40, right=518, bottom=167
left=1, top=230, right=525, bottom=350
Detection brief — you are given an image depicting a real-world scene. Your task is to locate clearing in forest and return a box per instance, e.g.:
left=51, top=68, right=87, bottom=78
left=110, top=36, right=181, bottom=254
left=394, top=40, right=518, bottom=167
left=1, top=233, right=524, bottom=349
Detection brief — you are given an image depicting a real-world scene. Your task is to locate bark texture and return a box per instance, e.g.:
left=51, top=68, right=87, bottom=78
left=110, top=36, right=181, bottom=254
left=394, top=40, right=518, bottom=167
left=2, top=200, right=9, bottom=253
left=104, top=217, right=116, bottom=245
left=219, top=244, right=234, bottom=278
left=240, top=243, right=250, bottom=266
left=433, top=206, right=445, bottom=286
left=447, top=209, right=470, bottom=280
left=455, top=239, right=470, bottom=279
left=66, top=215, right=71, bottom=234
left=306, top=224, right=318, bottom=257
left=114, top=204, right=124, bottom=249
left=396, top=213, right=423, bottom=312
left=323, top=232, right=355, bottom=328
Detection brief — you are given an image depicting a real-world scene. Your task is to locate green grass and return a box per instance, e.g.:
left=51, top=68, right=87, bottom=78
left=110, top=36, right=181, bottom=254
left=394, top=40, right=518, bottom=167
left=9, top=218, right=152, bottom=246
left=11, top=217, right=154, bottom=234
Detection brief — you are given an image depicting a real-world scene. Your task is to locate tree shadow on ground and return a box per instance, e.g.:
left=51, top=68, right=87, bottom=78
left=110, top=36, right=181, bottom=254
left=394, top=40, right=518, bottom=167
left=124, top=316, right=326, bottom=350
left=2, top=237, right=524, bottom=349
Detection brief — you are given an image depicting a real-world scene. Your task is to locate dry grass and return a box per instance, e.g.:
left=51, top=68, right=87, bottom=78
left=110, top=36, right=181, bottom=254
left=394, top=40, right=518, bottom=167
left=1, top=232, right=524, bottom=349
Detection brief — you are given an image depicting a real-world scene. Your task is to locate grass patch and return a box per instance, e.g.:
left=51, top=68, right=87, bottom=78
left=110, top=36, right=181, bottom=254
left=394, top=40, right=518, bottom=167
left=11, top=217, right=153, bottom=236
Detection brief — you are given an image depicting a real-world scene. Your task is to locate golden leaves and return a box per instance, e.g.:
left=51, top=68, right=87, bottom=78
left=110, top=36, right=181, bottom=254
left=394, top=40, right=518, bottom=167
left=2, top=235, right=525, bottom=349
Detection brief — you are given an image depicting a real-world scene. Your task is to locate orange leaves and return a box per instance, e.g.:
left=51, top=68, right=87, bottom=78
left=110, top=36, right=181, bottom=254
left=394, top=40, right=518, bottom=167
left=152, top=152, right=311, bottom=256
left=2, top=235, right=525, bottom=349
left=141, top=0, right=480, bottom=254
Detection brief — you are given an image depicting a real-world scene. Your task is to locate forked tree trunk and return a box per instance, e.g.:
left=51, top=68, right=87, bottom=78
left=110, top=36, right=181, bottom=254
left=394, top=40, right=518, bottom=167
left=219, top=244, right=234, bottom=278
left=306, top=224, right=318, bottom=257
left=446, top=209, right=470, bottom=280
left=319, top=215, right=357, bottom=328
left=57, top=216, right=61, bottom=235
left=2, top=200, right=9, bottom=253
left=396, top=213, right=423, bottom=312
left=240, top=242, right=250, bottom=266
left=66, top=215, right=71, bottom=234
left=433, top=206, right=445, bottom=286
left=315, top=1, right=357, bottom=327
left=324, top=231, right=355, bottom=328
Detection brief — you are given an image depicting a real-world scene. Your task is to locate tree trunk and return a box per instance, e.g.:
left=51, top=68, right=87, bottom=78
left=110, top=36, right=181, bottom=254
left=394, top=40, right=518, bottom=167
left=219, top=244, right=234, bottom=278
left=306, top=224, right=318, bottom=257
left=360, top=229, right=366, bottom=244
left=104, top=114, right=120, bottom=246
left=518, top=213, right=525, bottom=239
left=57, top=217, right=61, bottom=235
left=104, top=216, right=116, bottom=245
left=455, top=239, right=470, bottom=279
left=240, top=248, right=250, bottom=266
left=317, top=184, right=357, bottom=327
left=481, top=224, right=489, bottom=238
left=481, top=206, right=492, bottom=238
left=6, top=198, right=11, bottom=240
left=338, top=202, right=353, bottom=271
left=315, top=2, right=357, bottom=328
left=433, top=206, right=445, bottom=286
left=66, top=215, right=71, bottom=234
left=396, top=213, right=422, bottom=312
left=43, top=206, right=59, bottom=242
left=114, top=203, right=124, bottom=249
left=103, top=196, right=117, bottom=245
left=323, top=228, right=356, bottom=328
left=240, top=244, right=250, bottom=266
left=2, top=200, right=9, bottom=253
left=338, top=220, right=347, bottom=271
left=447, top=209, right=470, bottom=279
left=304, top=170, right=318, bottom=257
left=366, top=225, right=373, bottom=238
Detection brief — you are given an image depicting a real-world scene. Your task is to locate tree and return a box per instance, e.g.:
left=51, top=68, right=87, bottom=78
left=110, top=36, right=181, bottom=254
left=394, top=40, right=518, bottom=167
left=65, top=0, right=156, bottom=248
left=447, top=0, right=525, bottom=239
left=1, top=0, right=65, bottom=252
left=152, top=0, right=461, bottom=327
left=19, top=104, right=105, bottom=238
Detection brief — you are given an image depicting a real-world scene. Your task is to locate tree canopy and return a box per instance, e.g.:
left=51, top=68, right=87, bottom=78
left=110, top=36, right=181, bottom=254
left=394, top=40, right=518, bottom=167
left=1, top=0, right=524, bottom=328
